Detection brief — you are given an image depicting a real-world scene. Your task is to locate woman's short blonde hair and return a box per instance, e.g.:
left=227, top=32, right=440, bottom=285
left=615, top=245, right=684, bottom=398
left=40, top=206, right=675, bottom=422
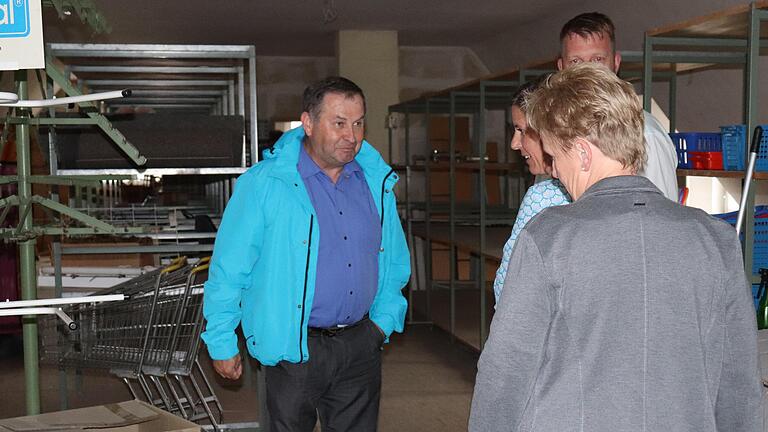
left=526, top=62, right=646, bottom=173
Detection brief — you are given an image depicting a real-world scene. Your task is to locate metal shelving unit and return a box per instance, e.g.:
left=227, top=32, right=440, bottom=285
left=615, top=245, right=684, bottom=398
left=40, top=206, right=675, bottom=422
left=389, top=60, right=552, bottom=350
left=642, top=1, right=768, bottom=283
left=389, top=52, right=681, bottom=350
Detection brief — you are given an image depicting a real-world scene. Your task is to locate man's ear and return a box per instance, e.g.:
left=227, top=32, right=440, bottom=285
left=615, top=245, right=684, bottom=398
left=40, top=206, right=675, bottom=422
left=301, top=111, right=313, bottom=137
left=556, top=57, right=564, bottom=71
left=613, top=51, right=622, bottom=73
left=576, top=139, right=592, bottom=172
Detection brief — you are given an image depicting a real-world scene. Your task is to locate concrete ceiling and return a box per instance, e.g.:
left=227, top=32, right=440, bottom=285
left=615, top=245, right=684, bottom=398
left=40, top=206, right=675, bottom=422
left=42, top=0, right=581, bottom=56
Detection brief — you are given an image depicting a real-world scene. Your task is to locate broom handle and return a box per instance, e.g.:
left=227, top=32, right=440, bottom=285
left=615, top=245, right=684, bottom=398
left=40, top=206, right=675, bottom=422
left=736, top=126, right=764, bottom=236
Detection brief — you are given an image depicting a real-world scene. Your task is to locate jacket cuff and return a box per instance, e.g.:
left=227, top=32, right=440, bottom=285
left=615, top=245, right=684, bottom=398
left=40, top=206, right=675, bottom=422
left=203, top=333, right=240, bottom=361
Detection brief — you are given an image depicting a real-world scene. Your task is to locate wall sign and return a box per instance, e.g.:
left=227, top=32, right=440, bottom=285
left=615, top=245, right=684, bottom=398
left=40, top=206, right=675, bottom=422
left=0, top=0, right=44, bottom=70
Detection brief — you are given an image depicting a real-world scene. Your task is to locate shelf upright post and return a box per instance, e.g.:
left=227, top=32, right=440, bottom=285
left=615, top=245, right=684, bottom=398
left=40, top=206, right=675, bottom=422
left=743, top=2, right=762, bottom=275
left=669, top=64, right=677, bottom=132
left=15, top=69, right=41, bottom=415
left=248, top=47, right=258, bottom=165
left=403, top=105, right=417, bottom=323
left=424, top=98, right=433, bottom=323
left=479, top=81, right=488, bottom=348
left=449, top=92, right=457, bottom=342
left=503, top=105, right=511, bottom=208
left=643, top=33, right=654, bottom=112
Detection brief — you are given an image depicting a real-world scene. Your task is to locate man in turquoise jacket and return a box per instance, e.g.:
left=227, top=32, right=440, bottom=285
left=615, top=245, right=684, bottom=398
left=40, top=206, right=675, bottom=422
left=202, top=76, right=410, bottom=431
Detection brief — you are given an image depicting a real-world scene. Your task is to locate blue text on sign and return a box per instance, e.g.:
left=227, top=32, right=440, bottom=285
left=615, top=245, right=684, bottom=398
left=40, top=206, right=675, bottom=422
left=0, top=0, right=30, bottom=38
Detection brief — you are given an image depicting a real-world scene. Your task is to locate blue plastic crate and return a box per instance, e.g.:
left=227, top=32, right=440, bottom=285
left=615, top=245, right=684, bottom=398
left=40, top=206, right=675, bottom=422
left=669, top=132, right=721, bottom=169
left=712, top=208, right=768, bottom=276
left=720, top=124, right=768, bottom=171
left=721, top=125, right=747, bottom=170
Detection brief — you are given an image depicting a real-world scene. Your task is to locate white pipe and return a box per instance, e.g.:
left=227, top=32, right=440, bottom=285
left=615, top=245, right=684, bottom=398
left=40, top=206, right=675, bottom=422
left=0, top=307, right=66, bottom=317
left=0, top=91, right=19, bottom=104
left=0, top=294, right=125, bottom=309
left=0, top=89, right=131, bottom=108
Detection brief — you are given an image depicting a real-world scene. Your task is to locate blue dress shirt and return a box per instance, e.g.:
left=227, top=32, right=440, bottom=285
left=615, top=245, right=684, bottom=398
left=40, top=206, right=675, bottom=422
left=298, top=144, right=382, bottom=328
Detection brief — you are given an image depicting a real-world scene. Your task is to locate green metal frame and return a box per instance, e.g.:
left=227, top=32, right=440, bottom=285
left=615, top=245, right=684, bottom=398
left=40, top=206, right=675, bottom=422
left=44, top=58, right=147, bottom=166
left=389, top=76, right=530, bottom=349
left=641, top=2, right=768, bottom=284
left=389, top=42, right=702, bottom=350
left=43, top=0, right=111, bottom=34
left=4, top=59, right=149, bottom=414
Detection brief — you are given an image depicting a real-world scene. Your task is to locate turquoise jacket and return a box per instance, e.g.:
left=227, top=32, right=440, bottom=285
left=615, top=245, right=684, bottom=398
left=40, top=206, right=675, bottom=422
left=201, top=127, right=411, bottom=366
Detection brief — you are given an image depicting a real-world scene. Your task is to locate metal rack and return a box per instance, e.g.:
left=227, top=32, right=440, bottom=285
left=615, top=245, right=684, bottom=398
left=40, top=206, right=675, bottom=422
left=47, top=43, right=258, bottom=168
left=389, top=66, right=531, bottom=350
left=389, top=55, right=679, bottom=350
left=641, top=1, right=768, bottom=283
left=39, top=257, right=226, bottom=430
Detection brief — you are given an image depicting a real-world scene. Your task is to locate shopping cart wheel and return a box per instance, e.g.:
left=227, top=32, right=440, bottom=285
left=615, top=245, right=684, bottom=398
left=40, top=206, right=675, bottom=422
left=68, top=322, right=79, bottom=331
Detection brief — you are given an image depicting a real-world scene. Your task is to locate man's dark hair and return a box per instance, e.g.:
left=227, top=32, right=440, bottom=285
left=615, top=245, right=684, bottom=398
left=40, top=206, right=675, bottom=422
left=559, top=12, right=616, bottom=47
left=302, top=76, right=366, bottom=119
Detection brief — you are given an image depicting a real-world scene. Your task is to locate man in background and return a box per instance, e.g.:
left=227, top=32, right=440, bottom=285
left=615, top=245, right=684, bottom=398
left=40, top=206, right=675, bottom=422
left=558, top=12, right=679, bottom=201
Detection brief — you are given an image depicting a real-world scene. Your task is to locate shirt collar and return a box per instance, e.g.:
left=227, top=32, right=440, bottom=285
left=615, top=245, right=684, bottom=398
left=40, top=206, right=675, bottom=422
left=580, top=175, right=661, bottom=199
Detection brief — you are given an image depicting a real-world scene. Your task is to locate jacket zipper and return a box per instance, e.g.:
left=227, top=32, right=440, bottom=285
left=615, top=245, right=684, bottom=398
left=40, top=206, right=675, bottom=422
left=299, top=214, right=314, bottom=360
left=380, top=169, right=394, bottom=227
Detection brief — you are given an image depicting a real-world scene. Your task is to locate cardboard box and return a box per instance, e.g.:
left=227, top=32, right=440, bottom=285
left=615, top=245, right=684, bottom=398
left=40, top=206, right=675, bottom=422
left=0, top=400, right=200, bottom=432
left=428, top=117, right=470, bottom=142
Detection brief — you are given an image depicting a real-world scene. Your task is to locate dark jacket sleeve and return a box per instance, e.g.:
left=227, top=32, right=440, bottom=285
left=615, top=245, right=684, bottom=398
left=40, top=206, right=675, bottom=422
left=469, top=229, right=555, bottom=431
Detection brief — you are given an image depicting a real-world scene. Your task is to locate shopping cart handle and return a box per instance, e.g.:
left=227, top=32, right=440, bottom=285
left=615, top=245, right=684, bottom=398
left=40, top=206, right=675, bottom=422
left=192, top=261, right=210, bottom=274
left=162, top=256, right=188, bottom=274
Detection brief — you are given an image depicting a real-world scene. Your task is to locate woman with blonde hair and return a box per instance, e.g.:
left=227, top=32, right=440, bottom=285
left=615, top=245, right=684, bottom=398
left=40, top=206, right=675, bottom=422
left=470, top=63, right=761, bottom=432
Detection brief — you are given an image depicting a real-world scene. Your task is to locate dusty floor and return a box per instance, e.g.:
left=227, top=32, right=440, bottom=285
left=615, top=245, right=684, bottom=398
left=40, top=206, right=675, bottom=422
left=0, top=324, right=478, bottom=431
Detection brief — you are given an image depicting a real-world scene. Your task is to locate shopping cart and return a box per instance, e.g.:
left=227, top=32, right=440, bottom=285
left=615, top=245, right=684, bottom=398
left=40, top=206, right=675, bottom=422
left=39, top=256, right=223, bottom=430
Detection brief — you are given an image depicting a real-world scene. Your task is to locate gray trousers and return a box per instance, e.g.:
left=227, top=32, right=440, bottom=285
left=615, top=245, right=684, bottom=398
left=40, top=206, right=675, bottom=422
left=264, top=318, right=385, bottom=432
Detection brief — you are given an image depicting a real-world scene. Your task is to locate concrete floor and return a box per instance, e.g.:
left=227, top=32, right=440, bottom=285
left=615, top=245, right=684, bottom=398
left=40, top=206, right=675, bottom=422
left=0, top=324, right=478, bottom=431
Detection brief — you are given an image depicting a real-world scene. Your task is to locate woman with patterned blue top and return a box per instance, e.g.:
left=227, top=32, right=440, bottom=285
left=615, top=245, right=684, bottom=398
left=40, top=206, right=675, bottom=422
left=493, top=78, right=571, bottom=305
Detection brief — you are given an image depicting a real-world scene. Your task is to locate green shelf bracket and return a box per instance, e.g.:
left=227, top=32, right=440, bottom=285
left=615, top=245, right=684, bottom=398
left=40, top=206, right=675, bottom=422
left=44, top=60, right=147, bottom=166
left=43, top=0, right=111, bottom=34
left=0, top=195, right=19, bottom=226
left=31, top=195, right=119, bottom=233
left=0, top=176, right=19, bottom=185
left=0, top=226, right=145, bottom=240
left=8, top=117, right=101, bottom=126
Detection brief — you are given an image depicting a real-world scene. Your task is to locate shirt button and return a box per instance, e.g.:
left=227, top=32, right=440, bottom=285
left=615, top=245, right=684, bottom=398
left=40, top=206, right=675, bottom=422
left=349, top=291, right=353, bottom=295
left=339, top=211, right=343, bottom=215
left=347, top=263, right=352, bottom=267
left=343, top=236, right=348, bottom=240
left=302, top=240, right=308, bottom=245
left=379, top=247, right=384, bottom=252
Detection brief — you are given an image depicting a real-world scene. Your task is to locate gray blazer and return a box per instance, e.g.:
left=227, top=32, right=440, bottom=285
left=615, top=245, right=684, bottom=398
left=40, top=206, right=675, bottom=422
left=470, top=175, right=762, bottom=432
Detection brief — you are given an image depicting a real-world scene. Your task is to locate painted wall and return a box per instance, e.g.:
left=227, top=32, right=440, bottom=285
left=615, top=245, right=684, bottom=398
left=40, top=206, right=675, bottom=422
left=256, top=55, right=338, bottom=122
left=338, top=31, right=400, bottom=159
left=255, top=46, right=493, bottom=163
